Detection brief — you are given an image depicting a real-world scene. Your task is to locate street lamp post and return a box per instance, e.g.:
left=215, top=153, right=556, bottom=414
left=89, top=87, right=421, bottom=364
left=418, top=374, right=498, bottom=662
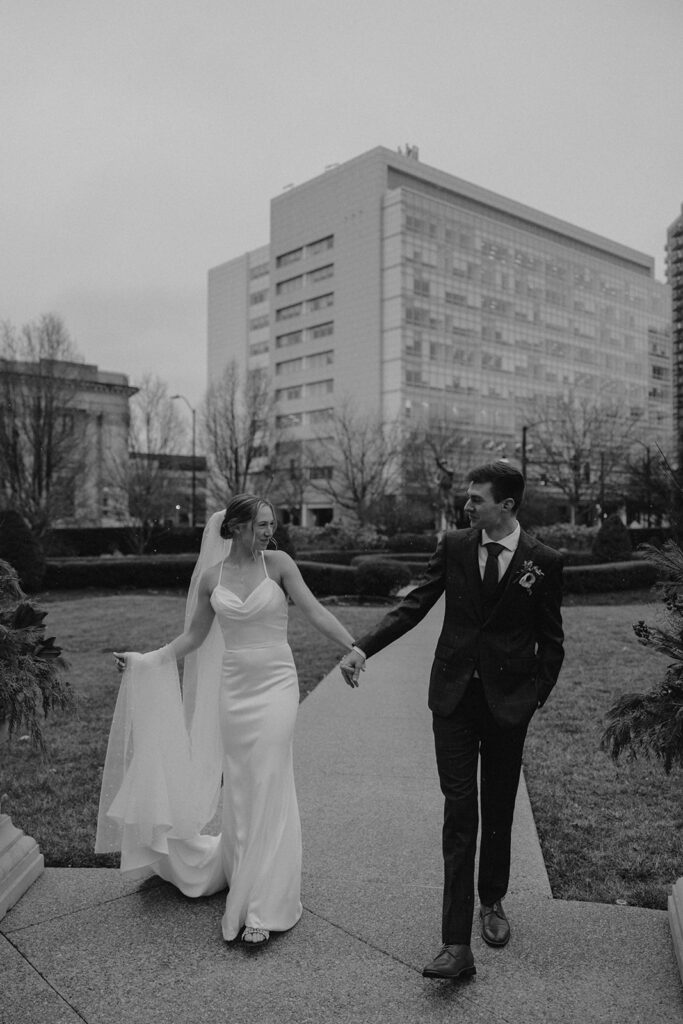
left=171, top=394, right=196, bottom=527
left=632, top=440, right=652, bottom=526
left=521, top=425, right=531, bottom=479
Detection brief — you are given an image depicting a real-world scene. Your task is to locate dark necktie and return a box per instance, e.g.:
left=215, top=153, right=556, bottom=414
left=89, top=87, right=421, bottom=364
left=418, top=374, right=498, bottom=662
left=482, top=542, right=505, bottom=600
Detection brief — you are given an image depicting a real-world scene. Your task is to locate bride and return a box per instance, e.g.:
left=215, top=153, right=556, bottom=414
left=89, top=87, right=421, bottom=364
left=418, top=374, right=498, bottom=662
left=96, top=494, right=362, bottom=950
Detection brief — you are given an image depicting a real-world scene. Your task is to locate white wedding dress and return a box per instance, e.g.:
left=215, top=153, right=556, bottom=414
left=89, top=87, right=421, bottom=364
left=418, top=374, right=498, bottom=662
left=95, top=517, right=303, bottom=941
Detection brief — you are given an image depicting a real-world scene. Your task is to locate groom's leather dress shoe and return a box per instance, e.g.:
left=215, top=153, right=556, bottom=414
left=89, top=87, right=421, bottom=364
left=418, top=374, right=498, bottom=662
left=480, top=900, right=510, bottom=947
left=422, top=944, right=476, bottom=980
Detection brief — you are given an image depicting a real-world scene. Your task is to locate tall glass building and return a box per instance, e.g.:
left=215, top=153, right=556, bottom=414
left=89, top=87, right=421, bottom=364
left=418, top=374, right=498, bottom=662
left=667, top=205, right=683, bottom=461
left=208, top=147, right=671, bottom=525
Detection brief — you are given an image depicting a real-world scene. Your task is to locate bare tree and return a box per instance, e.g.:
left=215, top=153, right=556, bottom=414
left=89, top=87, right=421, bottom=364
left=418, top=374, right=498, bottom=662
left=107, top=374, right=186, bottom=552
left=527, top=390, right=644, bottom=524
left=402, top=417, right=474, bottom=529
left=306, top=401, right=403, bottom=528
left=268, top=439, right=307, bottom=525
left=0, top=315, right=87, bottom=536
left=202, top=362, right=274, bottom=506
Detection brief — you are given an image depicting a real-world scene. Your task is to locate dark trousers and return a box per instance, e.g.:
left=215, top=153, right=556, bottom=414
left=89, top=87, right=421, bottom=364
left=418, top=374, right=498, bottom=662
left=432, top=677, right=528, bottom=945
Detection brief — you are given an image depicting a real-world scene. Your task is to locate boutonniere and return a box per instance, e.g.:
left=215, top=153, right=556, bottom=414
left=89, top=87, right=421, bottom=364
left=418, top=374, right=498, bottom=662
left=515, top=560, right=544, bottom=595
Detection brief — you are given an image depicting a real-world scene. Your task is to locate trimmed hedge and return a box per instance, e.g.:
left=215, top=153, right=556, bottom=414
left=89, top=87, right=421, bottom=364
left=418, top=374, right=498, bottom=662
left=385, top=533, right=438, bottom=553
left=297, top=549, right=368, bottom=566
left=43, top=555, right=357, bottom=598
left=562, top=560, right=658, bottom=594
left=42, top=554, right=660, bottom=598
left=297, top=562, right=358, bottom=597
left=355, top=560, right=411, bottom=598
left=44, top=554, right=198, bottom=591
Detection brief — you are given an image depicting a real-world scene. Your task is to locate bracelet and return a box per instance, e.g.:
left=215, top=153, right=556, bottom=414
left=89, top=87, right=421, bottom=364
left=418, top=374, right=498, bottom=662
left=351, top=644, right=367, bottom=660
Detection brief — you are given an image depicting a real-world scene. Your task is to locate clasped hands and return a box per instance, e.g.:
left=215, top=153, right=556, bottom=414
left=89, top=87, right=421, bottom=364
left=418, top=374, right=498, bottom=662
left=339, top=648, right=366, bottom=688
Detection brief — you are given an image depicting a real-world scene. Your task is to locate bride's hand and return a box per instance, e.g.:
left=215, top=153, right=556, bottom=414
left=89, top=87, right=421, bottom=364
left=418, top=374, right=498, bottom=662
left=113, top=651, right=128, bottom=673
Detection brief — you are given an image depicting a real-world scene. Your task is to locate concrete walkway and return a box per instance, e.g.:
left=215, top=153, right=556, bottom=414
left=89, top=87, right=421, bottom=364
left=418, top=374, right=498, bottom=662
left=2, top=599, right=682, bottom=1024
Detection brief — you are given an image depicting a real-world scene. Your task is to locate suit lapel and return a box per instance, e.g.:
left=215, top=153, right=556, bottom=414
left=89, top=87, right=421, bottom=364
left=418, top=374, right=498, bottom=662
left=462, top=529, right=484, bottom=620
left=498, top=531, right=536, bottom=601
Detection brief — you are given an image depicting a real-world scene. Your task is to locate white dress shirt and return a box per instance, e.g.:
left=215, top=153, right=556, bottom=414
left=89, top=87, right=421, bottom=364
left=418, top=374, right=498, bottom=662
left=478, top=522, right=521, bottom=583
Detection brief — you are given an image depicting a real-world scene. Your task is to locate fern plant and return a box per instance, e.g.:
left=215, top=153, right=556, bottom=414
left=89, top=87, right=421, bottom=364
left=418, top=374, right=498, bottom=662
left=0, top=558, right=74, bottom=754
left=601, top=541, right=683, bottom=773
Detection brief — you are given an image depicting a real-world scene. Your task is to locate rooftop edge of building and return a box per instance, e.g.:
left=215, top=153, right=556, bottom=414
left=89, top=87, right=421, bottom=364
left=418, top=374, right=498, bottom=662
left=271, top=145, right=657, bottom=277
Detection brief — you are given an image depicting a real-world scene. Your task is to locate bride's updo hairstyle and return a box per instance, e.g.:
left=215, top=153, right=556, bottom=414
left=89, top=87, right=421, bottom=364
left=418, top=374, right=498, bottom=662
left=220, top=493, right=278, bottom=541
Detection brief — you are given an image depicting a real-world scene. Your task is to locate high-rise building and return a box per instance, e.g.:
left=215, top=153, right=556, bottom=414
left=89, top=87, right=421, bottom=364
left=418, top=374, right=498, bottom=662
left=667, top=205, right=683, bottom=460
left=208, top=147, right=672, bottom=525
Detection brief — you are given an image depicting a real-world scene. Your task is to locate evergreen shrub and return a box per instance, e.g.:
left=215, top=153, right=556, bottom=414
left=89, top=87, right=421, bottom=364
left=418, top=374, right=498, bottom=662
left=355, top=559, right=411, bottom=597
left=592, top=514, right=632, bottom=563
left=298, top=562, right=357, bottom=597
left=0, top=510, right=46, bottom=592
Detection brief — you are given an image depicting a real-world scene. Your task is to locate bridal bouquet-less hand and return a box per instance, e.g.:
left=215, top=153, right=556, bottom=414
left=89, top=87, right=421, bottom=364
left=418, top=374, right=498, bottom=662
left=601, top=541, right=683, bottom=774
left=0, top=559, right=74, bottom=754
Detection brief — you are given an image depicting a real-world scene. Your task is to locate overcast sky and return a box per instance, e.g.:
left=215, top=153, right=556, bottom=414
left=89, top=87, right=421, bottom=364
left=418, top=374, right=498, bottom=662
left=2, top=0, right=681, bottom=418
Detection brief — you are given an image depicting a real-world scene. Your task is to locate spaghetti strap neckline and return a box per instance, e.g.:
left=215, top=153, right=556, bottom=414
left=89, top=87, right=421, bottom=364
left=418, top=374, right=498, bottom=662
left=261, top=550, right=270, bottom=580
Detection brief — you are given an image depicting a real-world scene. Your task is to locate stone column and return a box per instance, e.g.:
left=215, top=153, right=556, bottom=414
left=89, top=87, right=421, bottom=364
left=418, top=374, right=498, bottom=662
left=0, top=813, right=44, bottom=921
left=669, top=878, right=683, bottom=987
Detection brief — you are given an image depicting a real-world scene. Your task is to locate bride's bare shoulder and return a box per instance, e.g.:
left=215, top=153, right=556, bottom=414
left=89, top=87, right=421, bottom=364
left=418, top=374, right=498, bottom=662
left=199, top=561, right=223, bottom=592
left=265, top=549, right=294, bottom=573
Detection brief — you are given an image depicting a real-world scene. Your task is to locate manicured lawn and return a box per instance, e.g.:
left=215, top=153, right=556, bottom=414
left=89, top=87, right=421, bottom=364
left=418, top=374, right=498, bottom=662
left=524, top=598, right=682, bottom=910
left=0, top=592, right=388, bottom=869
left=1, top=589, right=681, bottom=910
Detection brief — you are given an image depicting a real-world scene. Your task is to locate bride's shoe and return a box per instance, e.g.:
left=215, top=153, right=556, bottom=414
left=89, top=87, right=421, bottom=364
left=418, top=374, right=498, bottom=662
left=241, top=926, right=270, bottom=950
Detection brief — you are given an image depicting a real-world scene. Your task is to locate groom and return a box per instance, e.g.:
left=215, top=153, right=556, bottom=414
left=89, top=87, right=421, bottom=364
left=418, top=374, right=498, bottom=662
left=341, top=461, right=564, bottom=980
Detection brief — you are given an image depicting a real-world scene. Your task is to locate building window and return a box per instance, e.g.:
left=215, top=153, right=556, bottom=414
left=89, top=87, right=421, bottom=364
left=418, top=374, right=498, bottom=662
left=276, top=330, right=303, bottom=348
left=250, top=315, right=269, bottom=330
left=249, top=340, right=269, bottom=355
left=306, top=350, right=334, bottom=369
left=275, top=358, right=303, bottom=376
left=307, top=264, right=334, bottom=285
left=275, top=385, right=302, bottom=402
left=249, top=262, right=269, bottom=279
left=308, top=408, right=334, bottom=425
left=276, top=275, right=303, bottom=296
left=276, top=412, right=303, bottom=428
left=307, top=293, right=334, bottom=313
left=249, top=288, right=268, bottom=305
left=308, top=322, right=334, bottom=341
left=306, top=235, right=334, bottom=256
left=309, top=465, right=333, bottom=480
left=414, top=278, right=430, bottom=296
left=275, top=303, right=303, bottom=322
left=305, top=379, right=334, bottom=398
left=405, top=305, right=430, bottom=325
left=276, top=248, right=303, bottom=268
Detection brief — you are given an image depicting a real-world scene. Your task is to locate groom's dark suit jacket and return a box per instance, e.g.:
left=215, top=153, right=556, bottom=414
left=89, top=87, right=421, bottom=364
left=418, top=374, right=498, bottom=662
left=356, top=527, right=564, bottom=728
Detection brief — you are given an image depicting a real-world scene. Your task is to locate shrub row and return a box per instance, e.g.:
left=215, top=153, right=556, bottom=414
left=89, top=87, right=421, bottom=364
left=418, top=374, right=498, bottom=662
left=44, top=526, right=204, bottom=557
left=562, top=560, right=658, bottom=594
left=44, top=554, right=198, bottom=591
left=297, top=549, right=369, bottom=566
left=44, top=554, right=659, bottom=598
left=42, top=556, right=411, bottom=598
left=385, top=533, right=438, bottom=553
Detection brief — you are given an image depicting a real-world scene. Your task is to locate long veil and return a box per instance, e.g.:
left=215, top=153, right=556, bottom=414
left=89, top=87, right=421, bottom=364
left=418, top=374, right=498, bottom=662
left=95, top=511, right=228, bottom=874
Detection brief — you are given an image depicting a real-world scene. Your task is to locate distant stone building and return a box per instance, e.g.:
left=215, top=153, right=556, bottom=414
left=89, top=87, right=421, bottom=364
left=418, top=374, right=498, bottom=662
left=0, top=357, right=136, bottom=527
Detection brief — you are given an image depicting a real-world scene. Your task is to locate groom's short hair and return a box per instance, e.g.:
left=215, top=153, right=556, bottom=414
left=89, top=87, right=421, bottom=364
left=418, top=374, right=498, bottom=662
left=468, top=461, right=525, bottom=511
